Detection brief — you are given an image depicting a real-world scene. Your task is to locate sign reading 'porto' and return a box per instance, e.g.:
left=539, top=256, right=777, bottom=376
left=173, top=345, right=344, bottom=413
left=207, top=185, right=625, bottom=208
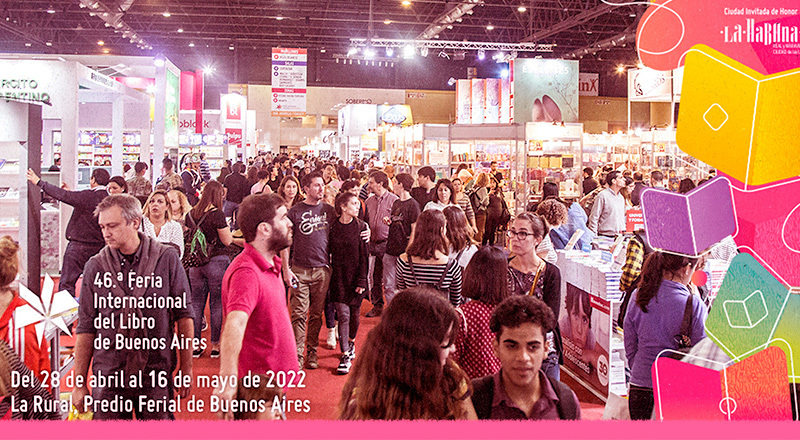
left=271, top=48, right=307, bottom=116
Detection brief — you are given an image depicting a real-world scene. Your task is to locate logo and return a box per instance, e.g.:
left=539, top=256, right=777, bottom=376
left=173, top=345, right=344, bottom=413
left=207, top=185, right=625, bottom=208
left=380, top=107, right=407, bottom=125
left=298, top=210, right=328, bottom=235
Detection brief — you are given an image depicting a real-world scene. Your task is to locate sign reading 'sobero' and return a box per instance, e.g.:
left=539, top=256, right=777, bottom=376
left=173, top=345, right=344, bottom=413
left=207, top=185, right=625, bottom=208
left=512, top=59, right=579, bottom=123
left=0, top=78, right=51, bottom=105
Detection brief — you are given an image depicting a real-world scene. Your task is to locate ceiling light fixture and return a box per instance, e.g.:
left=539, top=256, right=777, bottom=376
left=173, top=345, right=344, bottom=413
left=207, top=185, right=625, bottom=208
left=320, top=48, right=327, bottom=53
left=177, top=28, right=184, bottom=33
left=188, top=42, right=195, bottom=47
left=103, top=49, right=109, bottom=54
left=46, top=6, right=56, bottom=14
left=162, top=11, right=171, bottom=17
left=384, top=19, right=391, bottom=25
left=45, top=41, right=52, bottom=46
left=420, top=47, right=429, bottom=57
left=401, top=0, right=411, bottom=6
left=386, top=47, right=394, bottom=57
left=229, top=45, right=235, bottom=50
left=486, top=24, right=495, bottom=30
left=276, top=16, right=284, bottom=20
left=403, top=44, right=415, bottom=59
left=477, top=48, right=485, bottom=60
left=364, top=46, right=376, bottom=59
left=97, top=40, right=104, bottom=45
left=517, top=6, right=527, bottom=12
left=347, top=46, right=358, bottom=57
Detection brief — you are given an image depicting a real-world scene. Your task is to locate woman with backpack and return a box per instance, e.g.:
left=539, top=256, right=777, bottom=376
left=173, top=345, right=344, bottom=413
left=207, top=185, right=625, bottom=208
left=624, top=252, right=707, bottom=420
left=185, top=180, right=233, bottom=358
left=506, top=212, right=563, bottom=381
left=395, top=210, right=463, bottom=307
left=250, top=169, right=273, bottom=195
left=469, top=173, right=491, bottom=243
left=483, top=178, right=510, bottom=246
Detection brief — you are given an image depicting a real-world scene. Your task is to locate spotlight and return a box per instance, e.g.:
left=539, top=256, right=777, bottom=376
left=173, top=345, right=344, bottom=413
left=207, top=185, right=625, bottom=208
left=97, top=40, right=104, bottom=46
left=385, top=47, right=394, bottom=57
left=229, top=45, right=235, bottom=50
left=447, top=77, right=456, bottom=86
left=162, top=11, right=171, bottom=17
left=347, top=46, right=358, bottom=57
left=616, top=64, right=625, bottom=74
left=188, top=42, right=195, bottom=47
left=46, top=5, right=56, bottom=14
left=403, top=45, right=415, bottom=58
left=500, top=69, right=509, bottom=79
left=203, top=66, right=214, bottom=75
left=276, top=16, right=284, bottom=20
left=517, top=6, right=527, bottom=12
left=486, top=24, right=495, bottom=31
left=364, top=47, right=375, bottom=59
left=477, top=49, right=485, bottom=60
left=401, top=0, right=411, bottom=6
left=438, top=50, right=450, bottom=59
left=177, top=28, right=184, bottom=33
left=154, top=56, right=165, bottom=67
left=384, top=19, right=392, bottom=25
left=420, top=47, right=428, bottom=57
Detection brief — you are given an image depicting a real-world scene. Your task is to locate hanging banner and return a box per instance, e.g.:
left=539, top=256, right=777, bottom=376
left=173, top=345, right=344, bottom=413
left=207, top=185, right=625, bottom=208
left=221, top=93, right=246, bottom=146
left=500, top=78, right=511, bottom=124
left=456, top=79, right=472, bottom=124
left=512, top=59, right=579, bottom=123
left=165, top=70, right=180, bottom=147
left=579, top=72, right=600, bottom=96
left=271, top=48, right=307, bottom=116
left=470, top=78, right=485, bottom=124
left=484, top=78, right=500, bottom=124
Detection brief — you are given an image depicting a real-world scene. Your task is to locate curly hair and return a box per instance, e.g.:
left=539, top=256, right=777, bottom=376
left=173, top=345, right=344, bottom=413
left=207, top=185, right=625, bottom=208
left=339, top=287, right=468, bottom=420
left=536, top=198, right=568, bottom=227
left=0, top=236, right=19, bottom=288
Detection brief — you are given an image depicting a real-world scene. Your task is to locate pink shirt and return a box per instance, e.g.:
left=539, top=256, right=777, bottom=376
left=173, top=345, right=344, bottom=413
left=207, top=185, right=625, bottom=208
left=222, top=243, right=298, bottom=380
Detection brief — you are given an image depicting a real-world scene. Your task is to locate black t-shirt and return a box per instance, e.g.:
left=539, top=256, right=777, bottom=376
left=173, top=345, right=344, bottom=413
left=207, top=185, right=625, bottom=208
left=386, top=198, right=421, bottom=256
left=224, top=173, right=249, bottom=204
left=287, top=202, right=336, bottom=268
left=410, top=187, right=434, bottom=210
left=188, top=208, right=228, bottom=257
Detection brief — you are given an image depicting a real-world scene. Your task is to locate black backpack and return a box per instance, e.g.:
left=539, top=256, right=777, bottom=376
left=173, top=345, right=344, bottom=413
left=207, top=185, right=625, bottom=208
left=467, top=187, right=484, bottom=214
left=471, top=374, right=579, bottom=420
left=182, top=210, right=213, bottom=269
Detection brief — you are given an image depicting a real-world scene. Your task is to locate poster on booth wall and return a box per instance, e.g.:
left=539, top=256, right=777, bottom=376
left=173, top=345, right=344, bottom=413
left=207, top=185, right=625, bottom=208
left=560, top=283, right=612, bottom=397
left=512, top=59, right=579, bottom=123
left=271, top=48, right=307, bottom=116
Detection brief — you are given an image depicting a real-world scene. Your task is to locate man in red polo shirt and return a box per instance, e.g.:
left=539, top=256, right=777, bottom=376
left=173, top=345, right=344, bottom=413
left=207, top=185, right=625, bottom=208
left=214, top=193, right=297, bottom=420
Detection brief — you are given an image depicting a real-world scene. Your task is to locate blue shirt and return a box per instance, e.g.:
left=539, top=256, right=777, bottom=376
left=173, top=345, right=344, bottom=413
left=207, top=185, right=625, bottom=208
left=623, top=279, right=708, bottom=388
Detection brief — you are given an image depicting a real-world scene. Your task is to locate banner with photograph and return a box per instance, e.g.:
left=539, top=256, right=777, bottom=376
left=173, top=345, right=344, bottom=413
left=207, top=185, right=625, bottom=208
left=512, top=59, right=579, bottom=123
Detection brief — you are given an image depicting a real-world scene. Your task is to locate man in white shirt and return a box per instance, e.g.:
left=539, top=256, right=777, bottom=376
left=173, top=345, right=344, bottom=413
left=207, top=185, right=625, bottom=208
left=588, top=171, right=626, bottom=237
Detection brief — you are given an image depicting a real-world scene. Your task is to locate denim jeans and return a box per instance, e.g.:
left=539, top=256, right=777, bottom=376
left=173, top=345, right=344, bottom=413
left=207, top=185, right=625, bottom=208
left=541, top=350, right=561, bottom=381
left=289, top=265, right=332, bottom=357
left=381, top=254, right=399, bottom=305
left=61, top=241, right=104, bottom=297
left=190, top=255, right=230, bottom=344
left=222, top=200, right=240, bottom=229
left=367, top=252, right=385, bottom=309
left=334, top=301, right=361, bottom=354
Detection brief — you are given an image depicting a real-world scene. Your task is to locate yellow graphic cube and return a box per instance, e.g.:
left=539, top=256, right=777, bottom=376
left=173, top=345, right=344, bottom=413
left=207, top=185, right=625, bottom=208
left=677, top=45, right=800, bottom=186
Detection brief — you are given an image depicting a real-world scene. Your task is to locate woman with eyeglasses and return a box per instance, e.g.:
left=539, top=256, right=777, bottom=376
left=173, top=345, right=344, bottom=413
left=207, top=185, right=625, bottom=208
left=505, top=212, right=563, bottom=381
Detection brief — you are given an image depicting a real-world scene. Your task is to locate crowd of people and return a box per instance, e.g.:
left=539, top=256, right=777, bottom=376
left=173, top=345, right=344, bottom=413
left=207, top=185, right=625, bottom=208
left=0, top=151, right=726, bottom=421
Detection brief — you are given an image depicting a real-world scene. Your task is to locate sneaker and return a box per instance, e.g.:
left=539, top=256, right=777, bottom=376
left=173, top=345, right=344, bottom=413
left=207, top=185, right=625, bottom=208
left=298, top=355, right=305, bottom=370
left=347, top=341, right=356, bottom=360
left=201, top=316, right=208, bottom=331
left=325, top=328, right=337, bottom=350
left=336, top=353, right=352, bottom=375
left=192, top=348, right=203, bottom=358
left=306, top=349, right=319, bottom=369
left=365, top=307, right=382, bottom=318
left=210, top=348, right=220, bottom=358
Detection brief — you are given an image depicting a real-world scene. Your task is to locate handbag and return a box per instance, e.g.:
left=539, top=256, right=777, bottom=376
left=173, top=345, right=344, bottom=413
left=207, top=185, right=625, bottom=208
left=666, top=294, right=695, bottom=360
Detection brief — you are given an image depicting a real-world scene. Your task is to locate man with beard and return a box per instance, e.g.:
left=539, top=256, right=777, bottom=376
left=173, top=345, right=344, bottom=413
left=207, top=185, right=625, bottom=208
left=214, top=193, right=298, bottom=419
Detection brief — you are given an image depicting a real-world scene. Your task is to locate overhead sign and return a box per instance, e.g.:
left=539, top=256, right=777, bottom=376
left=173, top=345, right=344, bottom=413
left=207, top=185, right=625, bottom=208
left=377, top=104, right=413, bottom=126
left=579, top=73, right=599, bottom=96
left=628, top=67, right=673, bottom=102
left=271, top=48, right=307, bottom=116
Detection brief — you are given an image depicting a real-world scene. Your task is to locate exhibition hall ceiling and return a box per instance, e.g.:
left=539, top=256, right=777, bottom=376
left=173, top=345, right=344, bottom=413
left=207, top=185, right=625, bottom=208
left=0, top=1, right=642, bottom=65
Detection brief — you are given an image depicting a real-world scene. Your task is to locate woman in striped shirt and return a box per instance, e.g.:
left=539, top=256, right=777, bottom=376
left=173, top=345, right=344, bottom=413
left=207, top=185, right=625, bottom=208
left=395, top=210, right=463, bottom=306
